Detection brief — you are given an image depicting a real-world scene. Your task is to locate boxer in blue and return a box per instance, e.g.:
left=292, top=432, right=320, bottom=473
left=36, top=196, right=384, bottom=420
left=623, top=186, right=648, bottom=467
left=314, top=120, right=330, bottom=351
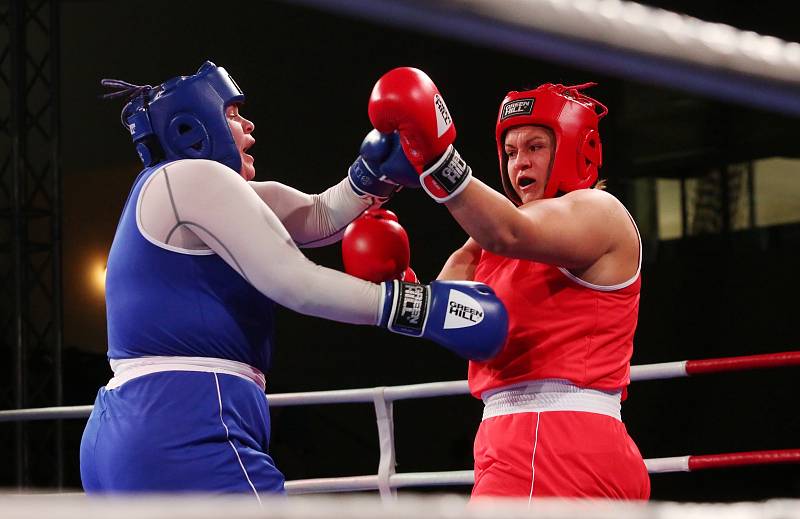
left=80, top=61, right=509, bottom=499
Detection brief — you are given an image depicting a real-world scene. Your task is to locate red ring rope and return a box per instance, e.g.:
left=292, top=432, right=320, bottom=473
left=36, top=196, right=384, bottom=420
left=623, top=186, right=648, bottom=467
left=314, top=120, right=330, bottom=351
left=688, top=449, right=800, bottom=471
left=685, top=351, right=800, bottom=375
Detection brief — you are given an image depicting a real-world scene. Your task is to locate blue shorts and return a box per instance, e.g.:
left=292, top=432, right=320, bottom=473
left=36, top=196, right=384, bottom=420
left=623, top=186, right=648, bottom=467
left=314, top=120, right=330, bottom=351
left=80, top=371, right=285, bottom=497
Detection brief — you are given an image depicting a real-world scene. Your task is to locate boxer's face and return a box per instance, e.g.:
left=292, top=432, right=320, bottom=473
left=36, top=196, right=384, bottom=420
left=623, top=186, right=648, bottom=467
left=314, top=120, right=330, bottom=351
left=226, top=104, right=256, bottom=181
left=505, top=125, right=554, bottom=204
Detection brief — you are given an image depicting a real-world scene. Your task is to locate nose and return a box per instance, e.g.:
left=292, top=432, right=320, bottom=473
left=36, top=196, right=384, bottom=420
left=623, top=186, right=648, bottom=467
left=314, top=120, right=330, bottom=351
left=514, top=149, right=531, bottom=170
left=242, top=116, right=255, bottom=134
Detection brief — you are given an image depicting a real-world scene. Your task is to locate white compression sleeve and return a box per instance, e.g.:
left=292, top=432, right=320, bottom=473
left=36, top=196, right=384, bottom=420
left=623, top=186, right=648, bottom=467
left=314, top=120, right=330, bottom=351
left=136, top=159, right=382, bottom=325
left=248, top=177, right=376, bottom=248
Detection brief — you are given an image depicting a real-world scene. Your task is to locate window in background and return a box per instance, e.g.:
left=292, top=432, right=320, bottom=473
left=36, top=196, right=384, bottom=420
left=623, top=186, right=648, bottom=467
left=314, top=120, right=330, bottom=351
left=654, top=158, right=800, bottom=240
left=656, top=178, right=682, bottom=240
left=754, top=158, right=800, bottom=227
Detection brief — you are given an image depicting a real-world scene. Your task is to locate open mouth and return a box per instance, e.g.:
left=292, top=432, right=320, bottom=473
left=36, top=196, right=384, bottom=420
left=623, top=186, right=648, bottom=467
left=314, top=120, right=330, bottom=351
left=518, top=177, right=536, bottom=189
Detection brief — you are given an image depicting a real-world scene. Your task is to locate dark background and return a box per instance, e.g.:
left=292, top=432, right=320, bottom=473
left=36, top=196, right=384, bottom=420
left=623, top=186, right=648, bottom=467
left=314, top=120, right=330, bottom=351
left=5, top=0, right=800, bottom=501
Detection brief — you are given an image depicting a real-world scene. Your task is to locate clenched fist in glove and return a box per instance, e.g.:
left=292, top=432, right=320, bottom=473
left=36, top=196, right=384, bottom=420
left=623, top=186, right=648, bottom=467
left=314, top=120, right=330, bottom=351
left=342, top=208, right=504, bottom=360
left=348, top=130, right=419, bottom=200
left=378, top=279, right=507, bottom=361
left=342, top=208, right=412, bottom=283
left=368, top=67, right=472, bottom=203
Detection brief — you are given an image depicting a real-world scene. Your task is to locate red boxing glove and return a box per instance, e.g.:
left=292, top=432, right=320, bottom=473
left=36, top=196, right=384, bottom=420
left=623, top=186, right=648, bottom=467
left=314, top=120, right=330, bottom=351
left=369, top=67, right=456, bottom=171
left=342, top=208, right=411, bottom=283
left=402, top=266, right=418, bottom=283
left=368, top=68, right=471, bottom=203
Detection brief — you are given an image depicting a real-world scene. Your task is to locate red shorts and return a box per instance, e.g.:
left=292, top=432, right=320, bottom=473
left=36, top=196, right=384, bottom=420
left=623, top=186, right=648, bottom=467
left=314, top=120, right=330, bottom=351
left=472, top=411, right=650, bottom=500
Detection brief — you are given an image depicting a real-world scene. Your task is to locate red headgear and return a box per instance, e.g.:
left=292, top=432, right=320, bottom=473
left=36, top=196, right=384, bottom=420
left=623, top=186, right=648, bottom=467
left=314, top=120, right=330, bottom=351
left=496, top=82, right=608, bottom=203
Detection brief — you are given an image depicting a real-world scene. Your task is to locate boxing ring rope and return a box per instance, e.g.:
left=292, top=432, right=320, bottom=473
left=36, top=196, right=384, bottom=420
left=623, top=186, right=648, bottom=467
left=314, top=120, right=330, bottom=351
left=287, top=0, right=800, bottom=116
left=626, top=350, right=800, bottom=380
left=0, top=351, right=798, bottom=496
left=646, top=449, right=800, bottom=474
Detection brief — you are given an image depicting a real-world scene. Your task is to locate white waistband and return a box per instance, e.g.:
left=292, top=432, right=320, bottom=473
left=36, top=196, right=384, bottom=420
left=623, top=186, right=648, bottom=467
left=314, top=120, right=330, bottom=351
left=106, top=356, right=266, bottom=391
left=481, top=379, right=622, bottom=421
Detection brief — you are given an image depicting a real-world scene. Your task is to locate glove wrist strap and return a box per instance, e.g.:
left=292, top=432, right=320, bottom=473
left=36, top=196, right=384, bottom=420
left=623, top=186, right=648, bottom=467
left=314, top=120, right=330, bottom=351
left=381, top=280, right=430, bottom=337
left=420, top=145, right=472, bottom=203
left=348, top=157, right=398, bottom=201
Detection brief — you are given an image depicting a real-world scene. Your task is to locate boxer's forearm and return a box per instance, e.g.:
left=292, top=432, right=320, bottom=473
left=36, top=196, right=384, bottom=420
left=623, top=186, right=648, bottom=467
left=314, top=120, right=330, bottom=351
left=248, top=178, right=373, bottom=248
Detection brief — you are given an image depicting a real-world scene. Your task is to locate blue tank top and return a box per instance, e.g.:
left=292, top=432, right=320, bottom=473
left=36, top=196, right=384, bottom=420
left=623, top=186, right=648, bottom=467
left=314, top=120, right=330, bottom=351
left=105, top=164, right=276, bottom=373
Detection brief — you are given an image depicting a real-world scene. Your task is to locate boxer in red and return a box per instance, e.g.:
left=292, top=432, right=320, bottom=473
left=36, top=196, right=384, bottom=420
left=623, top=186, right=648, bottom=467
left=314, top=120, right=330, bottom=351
left=362, top=69, right=650, bottom=500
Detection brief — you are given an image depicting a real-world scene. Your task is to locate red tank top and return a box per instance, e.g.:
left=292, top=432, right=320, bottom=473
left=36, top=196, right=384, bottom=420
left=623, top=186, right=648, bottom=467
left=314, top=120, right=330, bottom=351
left=469, top=251, right=641, bottom=398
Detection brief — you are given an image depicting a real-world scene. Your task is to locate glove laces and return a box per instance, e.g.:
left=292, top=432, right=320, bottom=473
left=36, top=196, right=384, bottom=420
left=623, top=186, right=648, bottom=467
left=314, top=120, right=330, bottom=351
left=99, top=79, right=152, bottom=101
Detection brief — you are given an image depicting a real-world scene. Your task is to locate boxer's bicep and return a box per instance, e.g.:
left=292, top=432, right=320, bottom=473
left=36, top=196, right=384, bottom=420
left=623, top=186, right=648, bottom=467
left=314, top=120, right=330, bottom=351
left=163, top=160, right=381, bottom=325
left=248, top=180, right=311, bottom=223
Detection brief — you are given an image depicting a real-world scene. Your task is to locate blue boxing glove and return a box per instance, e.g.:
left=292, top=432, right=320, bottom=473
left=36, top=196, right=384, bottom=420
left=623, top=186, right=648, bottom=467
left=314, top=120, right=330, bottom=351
left=378, top=280, right=507, bottom=361
left=348, top=130, right=421, bottom=199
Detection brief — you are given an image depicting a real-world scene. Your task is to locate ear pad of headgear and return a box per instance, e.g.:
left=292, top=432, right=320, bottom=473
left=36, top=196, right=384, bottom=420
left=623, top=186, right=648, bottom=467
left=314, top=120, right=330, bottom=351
left=575, top=128, right=602, bottom=185
left=165, top=113, right=212, bottom=159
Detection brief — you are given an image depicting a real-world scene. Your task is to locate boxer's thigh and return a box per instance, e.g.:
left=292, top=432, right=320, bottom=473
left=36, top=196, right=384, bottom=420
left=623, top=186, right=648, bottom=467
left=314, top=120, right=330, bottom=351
left=472, top=413, right=540, bottom=498
left=533, top=412, right=649, bottom=499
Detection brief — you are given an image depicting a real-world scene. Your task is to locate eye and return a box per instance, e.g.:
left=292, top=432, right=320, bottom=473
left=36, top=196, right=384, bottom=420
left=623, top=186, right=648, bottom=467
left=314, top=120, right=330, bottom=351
left=506, top=150, right=517, bottom=158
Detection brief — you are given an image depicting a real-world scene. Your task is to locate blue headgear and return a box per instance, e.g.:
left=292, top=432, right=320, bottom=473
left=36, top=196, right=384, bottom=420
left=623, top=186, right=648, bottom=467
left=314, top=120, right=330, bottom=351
left=101, top=61, right=245, bottom=172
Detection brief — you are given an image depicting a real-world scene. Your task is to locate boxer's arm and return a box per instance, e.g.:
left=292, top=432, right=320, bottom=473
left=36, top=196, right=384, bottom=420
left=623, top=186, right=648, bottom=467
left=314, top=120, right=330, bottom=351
left=437, top=238, right=481, bottom=281
left=248, top=178, right=374, bottom=248
left=365, top=67, right=625, bottom=272
left=247, top=129, right=406, bottom=248
left=444, top=178, right=619, bottom=269
left=139, top=159, right=508, bottom=360
left=140, top=159, right=380, bottom=324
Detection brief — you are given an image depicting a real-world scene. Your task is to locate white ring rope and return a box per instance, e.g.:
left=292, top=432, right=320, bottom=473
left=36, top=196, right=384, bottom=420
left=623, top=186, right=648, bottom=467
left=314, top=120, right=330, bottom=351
left=287, top=0, right=800, bottom=115
left=449, top=0, right=800, bottom=84
left=0, top=353, right=796, bottom=495
left=0, top=357, right=715, bottom=423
